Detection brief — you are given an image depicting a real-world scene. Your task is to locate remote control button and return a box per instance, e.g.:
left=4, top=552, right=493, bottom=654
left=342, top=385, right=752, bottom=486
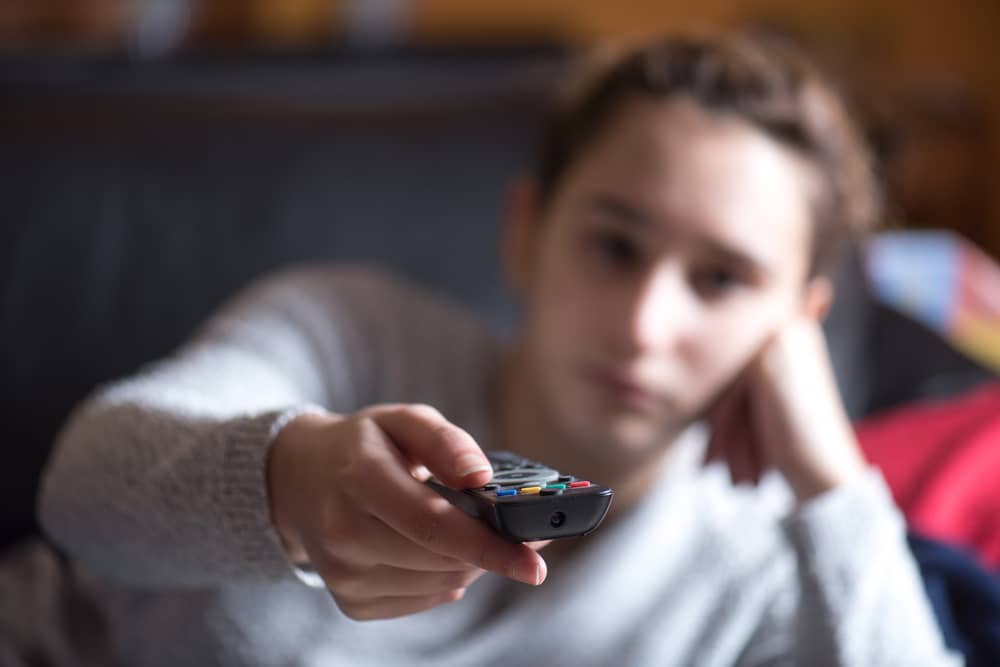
left=540, top=488, right=563, bottom=496
left=494, top=470, right=546, bottom=483
left=557, top=475, right=574, bottom=483
left=518, top=486, right=542, bottom=495
left=568, top=481, right=591, bottom=488
left=482, top=483, right=500, bottom=491
left=545, top=483, right=566, bottom=489
left=496, top=489, right=518, bottom=497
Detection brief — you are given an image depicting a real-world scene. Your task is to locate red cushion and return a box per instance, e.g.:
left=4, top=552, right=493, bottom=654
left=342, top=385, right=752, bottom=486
left=856, top=382, right=1000, bottom=568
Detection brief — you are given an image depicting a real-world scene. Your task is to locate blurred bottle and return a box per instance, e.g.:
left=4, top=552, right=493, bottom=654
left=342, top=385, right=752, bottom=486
left=132, top=0, right=193, bottom=57
left=340, top=0, right=410, bottom=47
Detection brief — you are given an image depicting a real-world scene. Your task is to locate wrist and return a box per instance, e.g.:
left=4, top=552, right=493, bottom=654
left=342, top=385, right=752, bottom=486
left=786, top=428, right=868, bottom=504
left=789, top=464, right=865, bottom=503
left=266, top=408, right=341, bottom=564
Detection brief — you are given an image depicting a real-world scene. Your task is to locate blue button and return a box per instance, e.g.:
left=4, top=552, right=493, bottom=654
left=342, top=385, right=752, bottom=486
left=496, top=489, right=517, bottom=497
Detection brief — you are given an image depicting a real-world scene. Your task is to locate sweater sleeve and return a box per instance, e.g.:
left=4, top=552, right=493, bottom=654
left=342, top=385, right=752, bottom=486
left=741, top=469, right=963, bottom=666
left=37, top=265, right=380, bottom=589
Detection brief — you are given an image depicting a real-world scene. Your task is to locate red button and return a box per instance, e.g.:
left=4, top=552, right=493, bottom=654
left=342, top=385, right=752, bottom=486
left=569, top=481, right=590, bottom=488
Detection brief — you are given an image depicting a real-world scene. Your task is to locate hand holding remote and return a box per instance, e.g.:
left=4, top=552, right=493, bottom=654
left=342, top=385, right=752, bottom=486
left=428, top=451, right=614, bottom=542
left=267, top=404, right=549, bottom=621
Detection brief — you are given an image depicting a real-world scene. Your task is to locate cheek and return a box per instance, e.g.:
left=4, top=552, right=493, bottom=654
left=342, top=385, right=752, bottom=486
left=531, top=238, right=604, bottom=332
left=686, top=294, right=796, bottom=394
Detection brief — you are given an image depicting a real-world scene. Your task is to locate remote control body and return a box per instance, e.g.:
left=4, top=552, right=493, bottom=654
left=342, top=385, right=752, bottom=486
left=427, top=451, right=614, bottom=542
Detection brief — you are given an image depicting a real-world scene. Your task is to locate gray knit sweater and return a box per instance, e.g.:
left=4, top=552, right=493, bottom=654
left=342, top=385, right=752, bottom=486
left=33, top=265, right=960, bottom=666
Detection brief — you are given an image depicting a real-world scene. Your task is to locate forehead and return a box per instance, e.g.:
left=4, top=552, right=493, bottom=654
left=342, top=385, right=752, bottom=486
left=556, top=96, right=817, bottom=274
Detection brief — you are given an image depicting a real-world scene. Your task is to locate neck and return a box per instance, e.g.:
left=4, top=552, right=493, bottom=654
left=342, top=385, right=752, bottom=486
left=489, top=341, right=674, bottom=519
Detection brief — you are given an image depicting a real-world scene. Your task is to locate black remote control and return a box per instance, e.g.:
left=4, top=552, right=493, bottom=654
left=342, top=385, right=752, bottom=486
left=427, top=451, right=614, bottom=542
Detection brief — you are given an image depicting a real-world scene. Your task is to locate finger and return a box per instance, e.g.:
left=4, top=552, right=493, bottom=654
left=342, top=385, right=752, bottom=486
left=705, top=389, right=741, bottom=466
left=740, top=362, right=772, bottom=485
left=725, top=436, right=753, bottom=485
left=724, top=395, right=757, bottom=485
left=337, top=589, right=467, bottom=622
left=711, top=385, right=751, bottom=483
left=704, top=433, right=722, bottom=465
left=409, top=465, right=432, bottom=482
left=743, top=433, right=764, bottom=486
left=745, top=421, right=765, bottom=485
left=337, top=512, right=478, bottom=571
left=354, top=459, right=546, bottom=585
left=327, top=563, right=484, bottom=598
left=368, top=404, right=493, bottom=489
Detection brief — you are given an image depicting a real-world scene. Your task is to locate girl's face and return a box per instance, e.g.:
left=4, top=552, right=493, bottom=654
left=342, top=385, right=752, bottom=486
left=507, top=96, right=826, bottom=463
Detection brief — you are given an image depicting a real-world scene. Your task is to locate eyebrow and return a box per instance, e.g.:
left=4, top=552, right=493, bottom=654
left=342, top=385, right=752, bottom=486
left=584, top=194, right=649, bottom=225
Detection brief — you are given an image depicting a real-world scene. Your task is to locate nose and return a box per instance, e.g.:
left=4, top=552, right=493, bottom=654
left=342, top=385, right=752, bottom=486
left=615, top=266, right=698, bottom=356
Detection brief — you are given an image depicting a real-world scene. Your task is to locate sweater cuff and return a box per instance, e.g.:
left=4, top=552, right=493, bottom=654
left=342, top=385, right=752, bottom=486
left=783, top=467, right=903, bottom=546
left=781, top=468, right=905, bottom=593
left=219, top=404, right=330, bottom=581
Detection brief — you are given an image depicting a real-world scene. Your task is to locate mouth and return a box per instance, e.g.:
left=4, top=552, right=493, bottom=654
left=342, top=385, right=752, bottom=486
left=584, top=366, right=664, bottom=411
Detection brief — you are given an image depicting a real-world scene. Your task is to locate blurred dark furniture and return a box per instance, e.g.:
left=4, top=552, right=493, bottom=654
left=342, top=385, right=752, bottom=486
left=0, top=46, right=994, bottom=552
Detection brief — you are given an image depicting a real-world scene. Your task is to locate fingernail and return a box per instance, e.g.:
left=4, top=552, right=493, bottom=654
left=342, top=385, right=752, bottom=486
left=455, top=453, right=492, bottom=478
left=511, top=559, right=544, bottom=586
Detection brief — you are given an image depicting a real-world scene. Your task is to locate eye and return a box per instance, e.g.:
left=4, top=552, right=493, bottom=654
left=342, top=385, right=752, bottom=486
left=590, top=230, right=640, bottom=269
left=691, top=267, right=746, bottom=298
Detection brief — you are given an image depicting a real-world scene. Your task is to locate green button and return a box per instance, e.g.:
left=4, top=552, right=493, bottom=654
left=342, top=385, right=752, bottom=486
left=545, top=483, right=567, bottom=489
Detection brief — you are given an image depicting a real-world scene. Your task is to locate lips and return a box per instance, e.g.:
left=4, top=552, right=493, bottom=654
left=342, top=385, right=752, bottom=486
left=585, top=366, right=663, bottom=410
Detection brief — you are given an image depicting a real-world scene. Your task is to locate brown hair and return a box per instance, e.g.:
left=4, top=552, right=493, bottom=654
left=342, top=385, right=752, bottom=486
left=535, top=33, right=880, bottom=277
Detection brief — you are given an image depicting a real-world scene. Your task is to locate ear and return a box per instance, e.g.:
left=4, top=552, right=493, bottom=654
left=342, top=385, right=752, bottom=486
left=502, top=176, right=543, bottom=297
left=801, top=275, right=834, bottom=322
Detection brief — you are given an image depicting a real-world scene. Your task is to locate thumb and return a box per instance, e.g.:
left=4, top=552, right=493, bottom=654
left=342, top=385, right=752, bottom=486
left=365, top=404, right=493, bottom=489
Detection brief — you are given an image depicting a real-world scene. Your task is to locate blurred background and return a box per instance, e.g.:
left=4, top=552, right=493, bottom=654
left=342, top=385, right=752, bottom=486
left=2, top=1, right=999, bottom=551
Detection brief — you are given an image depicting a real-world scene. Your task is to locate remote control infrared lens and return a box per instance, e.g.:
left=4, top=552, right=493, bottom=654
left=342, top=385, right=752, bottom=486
left=549, top=511, right=566, bottom=528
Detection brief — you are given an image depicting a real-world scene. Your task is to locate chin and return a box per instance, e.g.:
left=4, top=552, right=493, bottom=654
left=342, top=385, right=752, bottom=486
left=613, top=417, right=675, bottom=455
left=570, top=410, right=676, bottom=463
left=542, top=371, right=686, bottom=463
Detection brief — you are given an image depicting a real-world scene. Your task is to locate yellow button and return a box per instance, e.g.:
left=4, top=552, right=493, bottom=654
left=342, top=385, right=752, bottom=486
left=519, top=486, right=542, bottom=495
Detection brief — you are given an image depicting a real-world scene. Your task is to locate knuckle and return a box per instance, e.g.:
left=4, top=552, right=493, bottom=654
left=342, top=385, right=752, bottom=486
left=426, top=420, right=460, bottom=446
left=335, top=598, right=371, bottom=622
left=319, top=561, right=352, bottom=591
left=337, top=414, right=368, bottom=445
left=356, top=403, right=397, bottom=418
left=341, top=422, right=390, bottom=481
left=408, top=403, right=443, bottom=420
left=350, top=418, right=383, bottom=455
left=325, top=566, right=369, bottom=600
left=444, top=570, right=476, bottom=589
left=425, top=421, right=475, bottom=459
left=458, top=568, right=484, bottom=588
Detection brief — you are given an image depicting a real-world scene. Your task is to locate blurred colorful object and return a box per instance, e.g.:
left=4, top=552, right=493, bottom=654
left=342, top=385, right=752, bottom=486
left=857, top=381, right=1000, bottom=568
left=868, top=230, right=1000, bottom=372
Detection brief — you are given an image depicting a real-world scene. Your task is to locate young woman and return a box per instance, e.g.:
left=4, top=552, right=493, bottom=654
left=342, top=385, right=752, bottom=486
left=37, top=34, right=959, bottom=665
